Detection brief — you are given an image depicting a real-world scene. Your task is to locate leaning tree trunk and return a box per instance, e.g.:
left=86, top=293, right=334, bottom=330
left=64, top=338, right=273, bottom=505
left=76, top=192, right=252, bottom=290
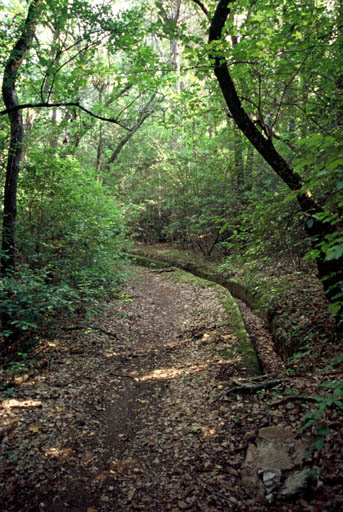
left=208, top=0, right=343, bottom=336
left=1, top=0, right=41, bottom=347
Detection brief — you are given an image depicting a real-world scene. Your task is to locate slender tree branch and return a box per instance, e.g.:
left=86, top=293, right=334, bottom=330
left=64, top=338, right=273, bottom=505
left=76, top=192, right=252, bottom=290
left=190, top=0, right=209, bottom=17
left=271, top=52, right=311, bottom=130
left=0, top=102, right=131, bottom=130
left=46, top=38, right=103, bottom=102
left=105, top=94, right=158, bottom=169
left=115, top=87, right=154, bottom=119
left=105, top=84, right=133, bottom=106
left=40, top=38, right=83, bottom=102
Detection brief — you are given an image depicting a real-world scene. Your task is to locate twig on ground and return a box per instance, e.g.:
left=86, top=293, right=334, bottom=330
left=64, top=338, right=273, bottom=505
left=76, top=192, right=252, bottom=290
left=227, top=378, right=283, bottom=394
left=270, top=395, right=318, bottom=407
left=151, top=267, right=176, bottom=273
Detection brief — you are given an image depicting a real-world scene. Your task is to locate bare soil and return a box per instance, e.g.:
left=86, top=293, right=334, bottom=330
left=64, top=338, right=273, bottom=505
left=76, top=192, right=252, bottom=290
left=1, top=266, right=342, bottom=511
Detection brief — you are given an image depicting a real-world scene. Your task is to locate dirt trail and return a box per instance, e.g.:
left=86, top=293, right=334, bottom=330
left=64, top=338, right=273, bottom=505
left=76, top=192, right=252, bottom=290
left=0, top=266, right=310, bottom=511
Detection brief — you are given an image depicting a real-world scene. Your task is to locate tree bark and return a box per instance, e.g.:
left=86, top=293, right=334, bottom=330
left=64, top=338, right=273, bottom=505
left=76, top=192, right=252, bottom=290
left=208, top=0, right=343, bottom=335
left=1, top=0, right=42, bottom=345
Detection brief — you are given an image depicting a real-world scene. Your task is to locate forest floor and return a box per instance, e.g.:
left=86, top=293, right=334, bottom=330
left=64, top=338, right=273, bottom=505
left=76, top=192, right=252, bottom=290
left=1, top=265, right=343, bottom=511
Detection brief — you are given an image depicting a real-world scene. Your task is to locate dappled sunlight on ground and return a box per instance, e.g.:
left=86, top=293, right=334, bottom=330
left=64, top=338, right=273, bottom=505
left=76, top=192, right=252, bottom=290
left=202, top=427, right=217, bottom=438
left=0, top=266, right=262, bottom=511
left=137, top=356, right=242, bottom=382
left=138, top=363, right=210, bottom=381
left=44, top=447, right=73, bottom=459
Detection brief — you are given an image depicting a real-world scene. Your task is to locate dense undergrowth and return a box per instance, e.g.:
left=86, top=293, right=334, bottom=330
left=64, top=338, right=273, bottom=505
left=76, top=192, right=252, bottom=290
left=0, top=150, right=130, bottom=350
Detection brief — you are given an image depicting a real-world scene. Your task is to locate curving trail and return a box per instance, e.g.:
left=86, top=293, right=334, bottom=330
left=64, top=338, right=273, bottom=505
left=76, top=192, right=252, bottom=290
left=1, top=266, right=309, bottom=511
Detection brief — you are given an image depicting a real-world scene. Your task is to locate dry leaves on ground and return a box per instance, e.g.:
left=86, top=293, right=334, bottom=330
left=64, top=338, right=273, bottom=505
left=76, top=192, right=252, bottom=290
left=0, top=266, right=342, bottom=512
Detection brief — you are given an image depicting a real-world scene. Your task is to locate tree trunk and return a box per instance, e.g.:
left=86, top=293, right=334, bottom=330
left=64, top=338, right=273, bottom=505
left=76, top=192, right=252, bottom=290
left=208, top=0, right=343, bottom=336
left=96, top=124, right=104, bottom=174
left=1, top=0, right=41, bottom=346
left=245, top=142, right=254, bottom=192
left=233, top=123, right=244, bottom=194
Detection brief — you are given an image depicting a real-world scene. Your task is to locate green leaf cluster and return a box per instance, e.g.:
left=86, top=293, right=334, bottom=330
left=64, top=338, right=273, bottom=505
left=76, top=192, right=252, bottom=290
left=1, top=149, right=129, bottom=338
left=301, top=380, right=343, bottom=457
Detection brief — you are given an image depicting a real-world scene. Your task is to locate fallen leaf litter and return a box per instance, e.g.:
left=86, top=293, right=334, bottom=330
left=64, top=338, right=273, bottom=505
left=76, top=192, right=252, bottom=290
left=1, top=266, right=342, bottom=511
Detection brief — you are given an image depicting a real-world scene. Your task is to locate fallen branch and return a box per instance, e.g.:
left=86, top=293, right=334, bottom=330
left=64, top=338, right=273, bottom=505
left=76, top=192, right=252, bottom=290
left=109, top=373, right=137, bottom=381
left=270, top=395, right=319, bottom=407
left=93, top=327, right=120, bottom=339
left=151, top=267, right=176, bottom=273
left=226, top=378, right=283, bottom=395
left=61, top=325, right=87, bottom=331
left=202, top=483, right=233, bottom=505
left=78, top=373, right=137, bottom=383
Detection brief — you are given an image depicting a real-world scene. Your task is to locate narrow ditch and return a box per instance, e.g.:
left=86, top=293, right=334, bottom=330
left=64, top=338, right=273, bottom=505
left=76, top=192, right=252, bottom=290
left=234, top=298, right=284, bottom=375
left=131, top=253, right=285, bottom=375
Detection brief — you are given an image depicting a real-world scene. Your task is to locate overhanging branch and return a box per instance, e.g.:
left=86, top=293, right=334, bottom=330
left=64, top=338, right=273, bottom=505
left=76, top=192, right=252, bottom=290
left=191, top=0, right=209, bottom=17
left=208, top=0, right=321, bottom=214
left=0, top=101, right=131, bottom=131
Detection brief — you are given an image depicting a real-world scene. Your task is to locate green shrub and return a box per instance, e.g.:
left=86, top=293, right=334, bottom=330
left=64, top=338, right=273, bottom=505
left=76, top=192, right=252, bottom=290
left=1, top=149, right=130, bottom=339
left=301, top=379, right=343, bottom=457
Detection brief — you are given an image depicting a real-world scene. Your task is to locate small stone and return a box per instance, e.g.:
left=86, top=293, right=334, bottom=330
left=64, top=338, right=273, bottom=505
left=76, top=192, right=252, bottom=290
left=280, top=469, right=313, bottom=497
left=263, top=471, right=277, bottom=483
left=266, top=492, right=274, bottom=503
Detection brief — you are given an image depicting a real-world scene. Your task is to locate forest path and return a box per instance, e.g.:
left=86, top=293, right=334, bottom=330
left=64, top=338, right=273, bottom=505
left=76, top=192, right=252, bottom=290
left=2, top=266, right=286, bottom=511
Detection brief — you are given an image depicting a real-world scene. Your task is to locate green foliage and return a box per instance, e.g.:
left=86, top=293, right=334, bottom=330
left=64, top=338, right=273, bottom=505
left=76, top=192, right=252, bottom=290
left=286, top=343, right=314, bottom=376
left=296, top=135, right=343, bottom=324
left=18, top=148, right=128, bottom=274
left=220, top=187, right=307, bottom=267
left=301, top=380, right=343, bottom=457
left=0, top=149, right=129, bottom=339
left=4, top=352, right=32, bottom=375
left=0, top=264, right=100, bottom=336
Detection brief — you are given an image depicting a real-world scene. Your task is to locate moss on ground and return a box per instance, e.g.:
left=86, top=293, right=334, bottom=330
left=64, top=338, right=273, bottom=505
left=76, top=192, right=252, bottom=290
left=215, top=288, right=261, bottom=375
left=129, top=244, right=335, bottom=363
left=172, top=268, right=215, bottom=288
left=129, top=254, right=173, bottom=269
left=141, top=265, right=261, bottom=375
